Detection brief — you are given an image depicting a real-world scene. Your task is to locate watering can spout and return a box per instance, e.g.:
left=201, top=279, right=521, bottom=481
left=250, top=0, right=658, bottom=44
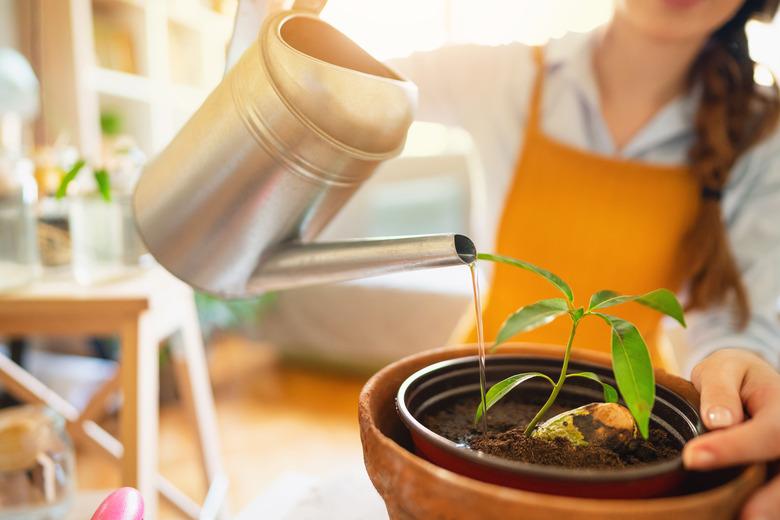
left=250, top=234, right=476, bottom=293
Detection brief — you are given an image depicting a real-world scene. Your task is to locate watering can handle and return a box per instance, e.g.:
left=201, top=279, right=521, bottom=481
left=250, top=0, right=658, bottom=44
left=291, top=0, right=326, bottom=13
left=226, top=0, right=327, bottom=71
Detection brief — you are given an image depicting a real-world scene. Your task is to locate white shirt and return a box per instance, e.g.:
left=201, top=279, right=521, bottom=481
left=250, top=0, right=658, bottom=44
left=390, top=31, right=780, bottom=374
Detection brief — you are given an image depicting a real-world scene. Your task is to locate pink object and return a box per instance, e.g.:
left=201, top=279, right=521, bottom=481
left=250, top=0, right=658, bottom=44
left=91, top=488, right=144, bottom=520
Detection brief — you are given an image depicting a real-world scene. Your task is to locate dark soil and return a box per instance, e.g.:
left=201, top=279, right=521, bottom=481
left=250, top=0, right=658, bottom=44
left=420, top=392, right=681, bottom=470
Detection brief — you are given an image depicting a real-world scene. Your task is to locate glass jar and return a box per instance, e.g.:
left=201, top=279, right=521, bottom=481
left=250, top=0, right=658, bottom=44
left=69, top=193, right=125, bottom=285
left=0, top=155, right=40, bottom=292
left=68, top=191, right=150, bottom=284
left=0, top=406, right=75, bottom=520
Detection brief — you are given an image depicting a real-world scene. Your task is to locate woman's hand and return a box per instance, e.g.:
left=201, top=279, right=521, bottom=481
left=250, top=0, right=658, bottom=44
left=684, top=348, right=780, bottom=520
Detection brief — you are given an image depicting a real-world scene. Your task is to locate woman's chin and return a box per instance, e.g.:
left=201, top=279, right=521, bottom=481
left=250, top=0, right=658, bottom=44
left=616, top=0, right=745, bottom=43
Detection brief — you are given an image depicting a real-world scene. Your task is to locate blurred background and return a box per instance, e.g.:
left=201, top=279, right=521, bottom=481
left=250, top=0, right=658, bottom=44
left=0, top=0, right=778, bottom=518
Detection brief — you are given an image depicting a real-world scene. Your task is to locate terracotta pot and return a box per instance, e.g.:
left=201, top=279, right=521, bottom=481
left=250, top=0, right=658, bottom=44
left=358, top=344, right=765, bottom=520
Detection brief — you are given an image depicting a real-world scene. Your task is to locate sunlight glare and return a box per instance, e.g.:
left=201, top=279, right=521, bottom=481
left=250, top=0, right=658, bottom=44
left=321, top=0, right=613, bottom=60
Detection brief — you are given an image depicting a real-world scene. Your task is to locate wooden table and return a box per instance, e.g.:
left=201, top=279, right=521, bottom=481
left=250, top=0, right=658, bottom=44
left=68, top=490, right=111, bottom=519
left=0, top=266, right=225, bottom=519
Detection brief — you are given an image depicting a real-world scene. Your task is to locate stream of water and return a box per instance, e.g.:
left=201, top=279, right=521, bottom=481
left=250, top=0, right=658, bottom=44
left=469, top=262, right=488, bottom=435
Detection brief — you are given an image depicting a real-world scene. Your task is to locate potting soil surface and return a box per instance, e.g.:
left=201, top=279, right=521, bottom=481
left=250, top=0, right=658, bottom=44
left=421, top=394, right=680, bottom=469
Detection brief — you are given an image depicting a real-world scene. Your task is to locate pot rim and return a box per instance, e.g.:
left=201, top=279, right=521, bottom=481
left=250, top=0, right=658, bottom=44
left=397, top=353, right=701, bottom=483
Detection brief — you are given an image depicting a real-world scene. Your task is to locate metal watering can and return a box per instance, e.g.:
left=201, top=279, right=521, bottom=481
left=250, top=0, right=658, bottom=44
left=133, top=0, right=476, bottom=297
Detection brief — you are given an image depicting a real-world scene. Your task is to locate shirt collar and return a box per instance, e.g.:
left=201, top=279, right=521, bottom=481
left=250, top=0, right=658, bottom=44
left=542, top=30, right=699, bottom=158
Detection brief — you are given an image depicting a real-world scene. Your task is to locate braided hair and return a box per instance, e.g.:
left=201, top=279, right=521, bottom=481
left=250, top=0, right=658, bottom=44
left=685, top=0, right=780, bottom=326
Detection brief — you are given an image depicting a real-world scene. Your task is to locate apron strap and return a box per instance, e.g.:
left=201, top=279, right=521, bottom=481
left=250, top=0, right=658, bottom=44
left=527, top=46, right=546, bottom=132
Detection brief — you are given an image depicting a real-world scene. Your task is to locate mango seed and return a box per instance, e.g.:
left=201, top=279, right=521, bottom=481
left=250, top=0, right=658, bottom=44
left=530, top=402, right=638, bottom=449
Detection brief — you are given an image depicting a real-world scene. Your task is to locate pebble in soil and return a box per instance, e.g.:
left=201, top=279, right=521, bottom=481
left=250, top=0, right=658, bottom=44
left=420, top=393, right=680, bottom=470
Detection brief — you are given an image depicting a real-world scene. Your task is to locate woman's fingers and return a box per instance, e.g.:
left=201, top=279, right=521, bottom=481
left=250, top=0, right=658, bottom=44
left=741, top=473, right=780, bottom=520
left=687, top=351, right=780, bottom=520
left=684, top=379, right=780, bottom=470
left=683, top=414, right=775, bottom=469
left=691, top=350, right=746, bottom=429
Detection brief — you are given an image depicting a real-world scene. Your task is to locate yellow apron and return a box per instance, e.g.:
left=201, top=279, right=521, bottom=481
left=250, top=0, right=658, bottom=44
left=470, top=47, right=700, bottom=368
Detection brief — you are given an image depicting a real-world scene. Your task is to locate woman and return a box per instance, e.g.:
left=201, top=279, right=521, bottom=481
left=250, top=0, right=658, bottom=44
left=233, top=0, right=780, bottom=516
left=389, top=1, right=780, bottom=517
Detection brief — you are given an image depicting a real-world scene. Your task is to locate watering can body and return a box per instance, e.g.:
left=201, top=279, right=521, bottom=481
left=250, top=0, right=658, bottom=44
left=133, top=7, right=475, bottom=297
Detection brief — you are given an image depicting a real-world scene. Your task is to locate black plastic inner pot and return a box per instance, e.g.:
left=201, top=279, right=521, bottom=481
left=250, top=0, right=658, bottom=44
left=398, top=354, right=704, bottom=482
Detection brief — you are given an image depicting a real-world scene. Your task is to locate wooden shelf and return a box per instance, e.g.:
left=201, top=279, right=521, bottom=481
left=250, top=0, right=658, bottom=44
left=37, top=0, right=234, bottom=158
left=93, top=67, right=153, bottom=102
left=92, top=0, right=146, bottom=8
left=167, top=0, right=233, bottom=38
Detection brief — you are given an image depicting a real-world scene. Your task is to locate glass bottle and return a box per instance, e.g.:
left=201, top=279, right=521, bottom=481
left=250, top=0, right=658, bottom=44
left=0, top=154, right=40, bottom=291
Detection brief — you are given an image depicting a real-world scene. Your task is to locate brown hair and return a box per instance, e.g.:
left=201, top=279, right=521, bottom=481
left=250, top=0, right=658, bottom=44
left=685, top=0, right=780, bottom=326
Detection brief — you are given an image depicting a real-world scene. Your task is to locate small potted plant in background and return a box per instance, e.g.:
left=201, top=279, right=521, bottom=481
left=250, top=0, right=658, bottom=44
left=193, top=291, right=278, bottom=343
left=56, top=111, right=146, bottom=285
left=359, top=253, right=765, bottom=520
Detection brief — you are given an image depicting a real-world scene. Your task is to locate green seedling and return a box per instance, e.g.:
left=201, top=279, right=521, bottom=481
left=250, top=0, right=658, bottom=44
left=473, top=253, right=686, bottom=440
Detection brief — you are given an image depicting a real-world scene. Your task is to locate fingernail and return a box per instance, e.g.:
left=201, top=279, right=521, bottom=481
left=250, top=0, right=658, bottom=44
left=683, top=447, right=716, bottom=468
left=706, top=406, right=733, bottom=428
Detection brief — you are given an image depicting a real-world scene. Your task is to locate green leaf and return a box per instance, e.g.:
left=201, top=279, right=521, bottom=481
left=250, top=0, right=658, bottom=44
left=55, top=159, right=86, bottom=199
left=474, top=372, right=554, bottom=425
left=593, top=313, right=655, bottom=439
left=588, top=288, right=686, bottom=327
left=477, top=252, right=573, bottom=302
left=493, top=298, right=569, bottom=350
left=588, top=290, right=620, bottom=310
left=566, top=371, right=618, bottom=403
left=94, top=169, right=112, bottom=202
